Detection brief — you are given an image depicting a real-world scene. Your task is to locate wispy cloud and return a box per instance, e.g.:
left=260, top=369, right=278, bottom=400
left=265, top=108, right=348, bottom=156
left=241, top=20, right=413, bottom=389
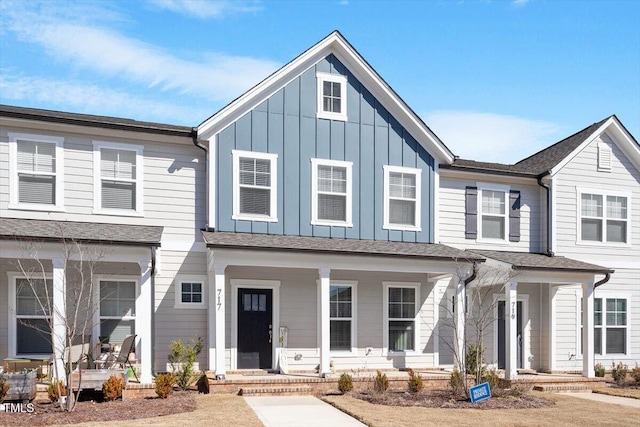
left=512, top=0, right=532, bottom=7
left=423, top=111, right=565, bottom=163
left=147, top=0, right=262, bottom=19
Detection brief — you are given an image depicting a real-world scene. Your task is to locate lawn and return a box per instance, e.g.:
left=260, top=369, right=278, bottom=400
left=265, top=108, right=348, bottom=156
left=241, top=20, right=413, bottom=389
left=322, top=393, right=640, bottom=427
left=592, top=386, right=640, bottom=400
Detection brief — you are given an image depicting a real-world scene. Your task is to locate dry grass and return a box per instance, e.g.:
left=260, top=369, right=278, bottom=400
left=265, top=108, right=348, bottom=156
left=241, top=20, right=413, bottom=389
left=52, top=394, right=263, bottom=427
left=322, top=393, right=640, bottom=427
left=593, top=386, right=640, bottom=400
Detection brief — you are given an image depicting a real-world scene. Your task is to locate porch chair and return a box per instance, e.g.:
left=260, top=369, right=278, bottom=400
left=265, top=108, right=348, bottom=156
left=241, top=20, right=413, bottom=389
left=94, top=334, right=138, bottom=381
left=49, top=337, right=92, bottom=377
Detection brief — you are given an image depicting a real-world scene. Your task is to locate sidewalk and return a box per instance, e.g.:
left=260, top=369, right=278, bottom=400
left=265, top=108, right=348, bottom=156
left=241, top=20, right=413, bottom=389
left=566, top=392, right=640, bottom=409
left=244, top=396, right=366, bottom=427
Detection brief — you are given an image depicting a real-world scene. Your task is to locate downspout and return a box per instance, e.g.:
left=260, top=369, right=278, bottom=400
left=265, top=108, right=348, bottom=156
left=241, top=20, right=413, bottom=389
left=537, top=173, right=554, bottom=256
left=150, top=246, right=157, bottom=377
left=464, top=262, right=478, bottom=286
left=594, top=272, right=611, bottom=288
left=192, top=127, right=213, bottom=231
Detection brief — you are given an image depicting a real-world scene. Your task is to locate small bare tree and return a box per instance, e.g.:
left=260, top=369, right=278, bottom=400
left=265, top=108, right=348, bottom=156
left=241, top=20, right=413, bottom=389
left=13, top=233, right=112, bottom=411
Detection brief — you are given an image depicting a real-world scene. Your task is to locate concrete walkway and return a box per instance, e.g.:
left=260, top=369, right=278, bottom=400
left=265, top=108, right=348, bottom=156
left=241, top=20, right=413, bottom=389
left=244, top=396, right=366, bottom=427
left=566, top=392, right=640, bottom=408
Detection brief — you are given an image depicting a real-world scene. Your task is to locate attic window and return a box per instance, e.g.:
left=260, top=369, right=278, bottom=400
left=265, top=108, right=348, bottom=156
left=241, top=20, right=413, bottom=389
left=316, top=72, right=347, bottom=121
left=598, top=143, right=612, bottom=172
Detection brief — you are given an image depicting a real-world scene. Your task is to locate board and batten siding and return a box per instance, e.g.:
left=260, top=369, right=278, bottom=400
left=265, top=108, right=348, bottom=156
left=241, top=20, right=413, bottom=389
left=215, top=54, right=435, bottom=243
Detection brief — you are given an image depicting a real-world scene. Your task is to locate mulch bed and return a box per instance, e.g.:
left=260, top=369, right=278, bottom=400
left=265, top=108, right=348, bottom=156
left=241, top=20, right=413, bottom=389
left=352, top=389, right=555, bottom=410
left=0, top=390, right=197, bottom=426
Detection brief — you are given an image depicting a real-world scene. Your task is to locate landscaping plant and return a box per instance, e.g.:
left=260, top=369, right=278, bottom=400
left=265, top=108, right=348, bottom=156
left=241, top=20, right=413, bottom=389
left=168, top=337, right=203, bottom=390
left=449, top=369, right=465, bottom=398
left=102, top=375, right=125, bottom=401
left=155, top=373, right=176, bottom=399
left=407, top=369, right=423, bottom=393
left=373, top=370, right=389, bottom=393
left=0, top=377, right=9, bottom=403
left=338, top=373, right=354, bottom=393
left=631, top=364, right=640, bottom=384
left=482, top=368, right=501, bottom=391
left=48, top=380, right=67, bottom=402
left=594, top=362, right=606, bottom=378
left=611, top=361, right=628, bottom=386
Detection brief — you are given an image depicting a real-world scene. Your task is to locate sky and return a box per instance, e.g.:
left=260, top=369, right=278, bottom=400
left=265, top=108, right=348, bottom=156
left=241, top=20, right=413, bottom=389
left=1, top=0, right=638, bottom=163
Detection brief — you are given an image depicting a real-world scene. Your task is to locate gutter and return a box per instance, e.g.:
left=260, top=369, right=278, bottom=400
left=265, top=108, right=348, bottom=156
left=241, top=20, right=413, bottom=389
left=537, top=173, right=554, bottom=256
left=464, top=262, right=478, bottom=286
left=594, top=272, right=611, bottom=288
left=192, top=127, right=214, bottom=232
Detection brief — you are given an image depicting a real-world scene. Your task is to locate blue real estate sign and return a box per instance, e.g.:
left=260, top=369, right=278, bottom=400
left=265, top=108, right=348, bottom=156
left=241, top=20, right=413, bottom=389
left=470, top=382, right=492, bottom=403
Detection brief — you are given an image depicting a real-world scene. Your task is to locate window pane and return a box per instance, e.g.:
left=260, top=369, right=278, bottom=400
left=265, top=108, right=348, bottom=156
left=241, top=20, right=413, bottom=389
left=100, top=319, right=135, bottom=345
left=330, top=320, right=351, bottom=350
left=482, top=190, right=505, bottom=215
left=331, top=82, right=340, bottom=97
left=244, top=294, right=251, bottom=311
left=336, top=286, right=351, bottom=302
left=102, top=180, right=135, bottom=210
left=606, top=196, right=627, bottom=219
left=581, top=218, right=602, bottom=241
left=318, top=194, right=346, bottom=221
left=240, top=187, right=270, bottom=215
left=581, top=194, right=603, bottom=217
left=332, top=98, right=341, bottom=113
left=259, top=294, right=266, bottom=312
left=252, top=294, right=259, bottom=311
left=402, top=288, right=415, bottom=303
left=594, top=328, right=602, bottom=354
left=19, top=174, right=55, bottom=204
left=389, top=303, right=401, bottom=318
left=323, top=81, right=332, bottom=96
left=402, top=303, right=415, bottom=318
left=17, top=319, right=52, bottom=355
left=101, top=149, right=135, bottom=180
left=606, top=220, right=626, bottom=243
left=389, top=320, right=414, bottom=351
left=16, top=279, right=52, bottom=316
left=482, top=216, right=505, bottom=239
left=606, top=328, right=626, bottom=354
left=18, top=140, right=55, bottom=173
left=337, top=302, right=351, bottom=318
left=389, top=288, right=401, bottom=303
left=389, top=200, right=416, bottom=225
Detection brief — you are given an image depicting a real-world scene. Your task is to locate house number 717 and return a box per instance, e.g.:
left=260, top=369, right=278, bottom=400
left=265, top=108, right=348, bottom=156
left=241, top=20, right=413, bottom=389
left=217, top=289, right=222, bottom=310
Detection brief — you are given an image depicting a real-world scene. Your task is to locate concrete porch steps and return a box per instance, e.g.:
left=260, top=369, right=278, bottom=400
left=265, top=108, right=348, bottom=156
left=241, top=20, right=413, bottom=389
left=239, top=385, right=313, bottom=396
left=533, top=383, right=594, bottom=393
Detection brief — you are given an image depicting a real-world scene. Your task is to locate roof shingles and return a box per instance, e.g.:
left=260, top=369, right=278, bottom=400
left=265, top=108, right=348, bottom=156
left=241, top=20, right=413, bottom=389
left=468, top=250, right=612, bottom=273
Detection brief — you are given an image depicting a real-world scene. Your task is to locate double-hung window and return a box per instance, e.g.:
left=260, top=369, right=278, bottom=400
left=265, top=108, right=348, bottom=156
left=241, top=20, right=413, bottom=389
left=316, top=72, right=347, bottom=121
left=383, top=166, right=421, bottom=230
left=11, top=276, right=53, bottom=356
left=232, top=150, right=278, bottom=222
left=311, top=159, right=353, bottom=226
left=384, top=283, right=420, bottom=353
left=99, top=280, right=136, bottom=344
left=580, top=296, right=628, bottom=355
left=578, top=189, right=629, bottom=244
left=93, top=142, right=143, bottom=215
left=329, top=283, right=356, bottom=351
left=9, top=133, right=64, bottom=210
left=476, top=183, right=510, bottom=241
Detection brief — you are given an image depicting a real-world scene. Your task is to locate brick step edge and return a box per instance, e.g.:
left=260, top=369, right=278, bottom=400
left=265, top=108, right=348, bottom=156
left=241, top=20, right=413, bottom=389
left=533, top=384, right=592, bottom=393
left=240, top=386, right=313, bottom=396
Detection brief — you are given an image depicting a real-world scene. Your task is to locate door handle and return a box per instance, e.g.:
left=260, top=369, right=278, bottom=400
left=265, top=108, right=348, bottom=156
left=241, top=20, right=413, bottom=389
left=269, top=325, right=273, bottom=343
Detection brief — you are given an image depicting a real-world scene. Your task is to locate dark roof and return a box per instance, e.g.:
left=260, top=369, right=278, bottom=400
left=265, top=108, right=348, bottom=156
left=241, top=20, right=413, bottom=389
left=468, top=250, right=612, bottom=274
left=441, top=159, right=538, bottom=177
left=0, top=104, right=193, bottom=137
left=203, top=231, right=484, bottom=262
left=0, top=218, right=163, bottom=247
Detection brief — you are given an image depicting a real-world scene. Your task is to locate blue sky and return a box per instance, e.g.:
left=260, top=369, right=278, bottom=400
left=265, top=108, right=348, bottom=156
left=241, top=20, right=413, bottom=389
left=1, top=0, right=638, bottom=163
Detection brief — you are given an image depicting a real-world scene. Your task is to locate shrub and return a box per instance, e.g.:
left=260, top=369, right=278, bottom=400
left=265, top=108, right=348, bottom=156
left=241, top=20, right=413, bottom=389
left=407, top=369, right=423, bottom=393
left=611, top=361, right=628, bottom=386
left=155, top=373, right=175, bottom=399
left=466, top=344, right=486, bottom=379
left=47, top=380, right=67, bottom=402
left=373, top=370, right=388, bottom=393
left=338, top=373, right=354, bottom=393
left=449, top=369, right=465, bottom=398
left=594, top=363, right=606, bottom=378
left=0, top=377, right=9, bottom=404
left=197, top=372, right=210, bottom=394
left=631, top=364, right=640, bottom=384
left=168, top=337, right=203, bottom=390
left=102, top=375, right=124, bottom=401
left=482, top=368, right=501, bottom=391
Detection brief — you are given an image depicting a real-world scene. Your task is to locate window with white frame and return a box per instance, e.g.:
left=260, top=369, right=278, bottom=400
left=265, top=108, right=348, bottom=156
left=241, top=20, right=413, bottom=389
left=384, top=283, right=419, bottom=352
left=312, top=159, right=352, bottom=226
left=174, top=276, right=207, bottom=309
left=330, top=284, right=355, bottom=351
left=479, top=185, right=509, bottom=240
left=383, top=166, right=421, bottom=230
left=580, top=296, right=628, bottom=355
left=13, top=277, right=53, bottom=356
left=100, top=280, right=136, bottom=344
left=316, top=72, right=347, bottom=121
left=94, top=142, right=143, bottom=214
left=578, top=189, right=629, bottom=244
left=232, top=150, right=278, bottom=221
left=9, top=133, right=64, bottom=210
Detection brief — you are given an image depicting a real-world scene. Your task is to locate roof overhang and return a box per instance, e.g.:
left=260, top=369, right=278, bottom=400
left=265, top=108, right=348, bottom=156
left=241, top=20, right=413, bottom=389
left=197, top=31, right=454, bottom=164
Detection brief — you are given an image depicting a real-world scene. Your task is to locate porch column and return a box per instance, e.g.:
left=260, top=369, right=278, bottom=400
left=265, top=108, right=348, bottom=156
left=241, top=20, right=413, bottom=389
left=136, top=261, right=153, bottom=384
left=505, top=281, right=518, bottom=380
left=549, top=286, right=558, bottom=372
left=207, top=251, right=226, bottom=379
left=318, top=267, right=331, bottom=378
left=582, top=280, right=595, bottom=378
left=454, top=279, right=465, bottom=371
left=52, top=257, right=67, bottom=382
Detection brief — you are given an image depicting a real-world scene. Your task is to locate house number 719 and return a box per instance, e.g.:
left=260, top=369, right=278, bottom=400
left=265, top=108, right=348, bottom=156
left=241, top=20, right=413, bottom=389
left=511, top=302, right=516, bottom=319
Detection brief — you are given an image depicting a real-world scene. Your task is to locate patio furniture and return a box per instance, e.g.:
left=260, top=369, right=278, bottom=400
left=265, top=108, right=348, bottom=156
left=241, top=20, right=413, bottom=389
left=94, top=334, right=138, bottom=381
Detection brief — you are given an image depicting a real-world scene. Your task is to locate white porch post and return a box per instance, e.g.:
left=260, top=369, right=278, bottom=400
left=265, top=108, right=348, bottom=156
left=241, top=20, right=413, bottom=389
left=52, top=257, right=67, bottom=382
left=319, top=267, right=331, bottom=378
left=549, top=286, right=558, bottom=372
left=208, top=252, right=226, bottom=380
left=582, top=280, right=595, bottom=378
left=136, top=261, right=153, bottom=384
left=454, top=279, right=465, bottom=371
left=505, top=281, right=518, bottom=380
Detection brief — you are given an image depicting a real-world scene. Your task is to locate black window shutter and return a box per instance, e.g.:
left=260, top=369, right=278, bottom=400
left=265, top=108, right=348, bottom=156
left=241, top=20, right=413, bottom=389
left=509, top=190, right=521, bottom=242
left=465, top=186, right=478, bottom=239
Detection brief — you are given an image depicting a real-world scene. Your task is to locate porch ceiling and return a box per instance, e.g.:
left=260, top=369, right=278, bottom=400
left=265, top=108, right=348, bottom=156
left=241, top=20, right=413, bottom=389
left=202, top=231, right=484, bottom=262
left=0, top=218, right=163, bottom=247
left=467, top=249, right=613, bottom=274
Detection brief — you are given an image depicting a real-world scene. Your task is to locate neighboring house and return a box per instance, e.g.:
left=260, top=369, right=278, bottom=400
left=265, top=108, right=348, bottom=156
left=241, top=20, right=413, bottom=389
left=0, top=31, right=637, bottom=383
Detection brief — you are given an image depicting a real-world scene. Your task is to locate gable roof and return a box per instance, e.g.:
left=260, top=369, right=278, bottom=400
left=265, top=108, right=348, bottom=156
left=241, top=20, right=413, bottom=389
left=469, top=250, right=612, bottom=274
left=197, top=31, right=455, bottom=164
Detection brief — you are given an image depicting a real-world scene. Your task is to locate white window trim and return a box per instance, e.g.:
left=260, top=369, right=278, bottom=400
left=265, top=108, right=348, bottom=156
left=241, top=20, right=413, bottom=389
left=232, top=150, right=278, bottom=222
left=576, top=187, right=631, bottom=247
left=575, top=290, right=631, bottom=359
left=382, top=282, right=421, bottom=356
left=92, top=276, right=140, bottom=345
left=476, top=182, right=510, bottom=244
left=311, top=158, right=353, bottom=227
left=8, top=132, right=65, bottom=212
left=174, top=275, right=208, bottom=309
left=230, top=279, right=281, bottom=371
left=92, top=141, right=144, bottom=217
left=327, top=280, right=357, bottom=355
left=383, top=165, right=422, bottom=231
left=316, top=72, right=348, bottom=121
left=7, top=272, right=53, bottom=359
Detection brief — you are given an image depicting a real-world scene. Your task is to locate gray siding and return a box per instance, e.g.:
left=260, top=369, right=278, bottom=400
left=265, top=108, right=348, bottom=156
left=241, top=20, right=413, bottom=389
left=215, top=54, right=435, bottom=243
